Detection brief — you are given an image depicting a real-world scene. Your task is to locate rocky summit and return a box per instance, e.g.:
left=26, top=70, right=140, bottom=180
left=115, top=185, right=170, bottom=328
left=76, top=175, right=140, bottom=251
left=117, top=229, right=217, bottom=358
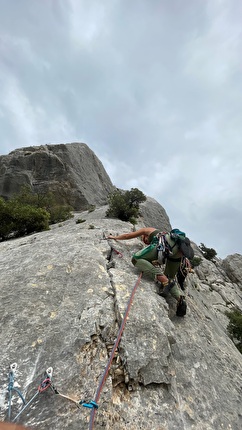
left=0, top=143, right=114, bottom=209
left=0, top=207, right=242, bottom=430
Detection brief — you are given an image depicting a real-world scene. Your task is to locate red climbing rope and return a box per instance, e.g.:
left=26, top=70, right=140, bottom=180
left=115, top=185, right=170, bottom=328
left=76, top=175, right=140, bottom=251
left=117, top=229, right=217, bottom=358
left=88, top=272, right=143, bottom=430
left=111, top=246, right=123, bottom=258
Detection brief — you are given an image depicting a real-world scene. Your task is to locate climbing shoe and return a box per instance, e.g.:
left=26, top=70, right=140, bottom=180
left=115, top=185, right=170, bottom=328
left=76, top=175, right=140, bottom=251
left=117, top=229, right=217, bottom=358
left=157, top=280, right=175, bottom=297
left=176, top=296, right=187, bottom=317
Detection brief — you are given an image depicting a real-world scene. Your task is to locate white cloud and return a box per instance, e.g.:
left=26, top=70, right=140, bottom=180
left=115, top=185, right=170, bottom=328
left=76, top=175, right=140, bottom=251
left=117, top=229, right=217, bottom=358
left=183, top=0, right=242, bottom=86
left=1, top=75, right=37, bottom=142
left=69, top=0, right=109, bottom=45
left=0, top=0, right=242, bottom=257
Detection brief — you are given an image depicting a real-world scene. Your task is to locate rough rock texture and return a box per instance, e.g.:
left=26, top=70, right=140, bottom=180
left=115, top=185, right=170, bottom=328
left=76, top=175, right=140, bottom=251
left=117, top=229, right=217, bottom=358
left=0, top=143, right=172, bottom=233
left=0, top=209, right=242, bottom=430
left=222, top=254, right=242, bottom=287
left=139, top=197, right=172, bottom=232
left=0, top=143, right=115, bottom=210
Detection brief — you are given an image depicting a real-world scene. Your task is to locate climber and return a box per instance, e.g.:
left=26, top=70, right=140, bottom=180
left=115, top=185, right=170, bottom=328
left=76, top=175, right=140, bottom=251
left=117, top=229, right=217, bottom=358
left=107, top=227, right=193, bottom=317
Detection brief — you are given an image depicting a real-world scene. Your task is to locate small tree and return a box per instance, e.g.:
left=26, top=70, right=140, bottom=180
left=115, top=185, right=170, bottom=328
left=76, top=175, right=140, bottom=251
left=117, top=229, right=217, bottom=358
left=0, top=198, right=15, bottom=240
left=10, top=201, right=50, bottom=236
left=106, top=188, right=146, bottom=222
left=226, top=309, right=242, bottom=354
left=0, top=198, right=50, bottom=241
left=190, top=256, right=202, bottom=267
left=48, top=204, right=73, bottom=224
left=199, top=243, right=217, bottom=260
left=13, top=185, right=73, bottom=224
left=0, top=185, right=74, bottom=241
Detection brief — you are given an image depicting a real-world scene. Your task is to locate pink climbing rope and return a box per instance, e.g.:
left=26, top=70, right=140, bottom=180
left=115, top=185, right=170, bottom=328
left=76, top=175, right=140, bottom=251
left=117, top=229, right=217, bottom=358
left=88, top=272, right=143, bottom=430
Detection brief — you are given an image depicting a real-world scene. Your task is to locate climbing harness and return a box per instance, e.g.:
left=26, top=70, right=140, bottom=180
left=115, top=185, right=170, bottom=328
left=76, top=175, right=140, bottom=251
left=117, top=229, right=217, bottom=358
left=7, top=363, right=26, bottom=420
left=156, top=231, right=182, bottom=265
left=88, top=272, right=143, bottom=430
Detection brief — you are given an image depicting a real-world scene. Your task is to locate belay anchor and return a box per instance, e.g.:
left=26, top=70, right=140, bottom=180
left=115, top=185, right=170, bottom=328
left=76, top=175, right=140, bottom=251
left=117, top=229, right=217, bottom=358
left=7, top=363, right=26, bottom=421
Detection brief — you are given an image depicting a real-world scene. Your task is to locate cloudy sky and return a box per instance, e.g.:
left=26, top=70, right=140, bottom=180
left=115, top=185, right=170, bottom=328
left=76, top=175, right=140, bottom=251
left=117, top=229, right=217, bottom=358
left=0, top=0, right=242, bottom=258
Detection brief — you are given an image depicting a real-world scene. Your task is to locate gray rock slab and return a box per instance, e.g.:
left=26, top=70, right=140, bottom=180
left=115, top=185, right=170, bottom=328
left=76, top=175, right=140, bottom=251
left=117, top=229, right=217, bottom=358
left=0, top=143, right=115, bottom=209
left=0, top=211, right=242, bottom=429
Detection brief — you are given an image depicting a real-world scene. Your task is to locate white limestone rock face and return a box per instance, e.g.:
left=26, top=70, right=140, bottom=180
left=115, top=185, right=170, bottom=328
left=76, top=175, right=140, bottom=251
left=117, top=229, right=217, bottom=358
left=139, top=196, right=172, bottom=232
left=0, top=143, right=115, bottom=209
left=222, top=253, right=242, bottom=288
left=0, top=209, right=242, bottom=429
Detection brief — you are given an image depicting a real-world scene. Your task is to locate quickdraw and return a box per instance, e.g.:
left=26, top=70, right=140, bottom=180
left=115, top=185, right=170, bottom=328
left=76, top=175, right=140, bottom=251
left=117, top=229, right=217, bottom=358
left=49, top=381, right=98, bottom=410
left=155, top=232, right=173, bottom=265
left=13, top=367, right=53, bottom=422
left=8, top=365, right=97, bottom=423
left=7, top=235, right=143, bottom=429
left=102, top=234, right=123, bottom=258
left=156, top=232, right=166, bottom=265
left=7, top=363, right=26, bottom=420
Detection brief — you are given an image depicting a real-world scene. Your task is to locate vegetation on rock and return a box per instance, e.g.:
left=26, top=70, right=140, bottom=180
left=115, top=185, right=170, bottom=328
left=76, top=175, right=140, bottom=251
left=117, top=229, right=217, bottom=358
left=191, top=256, right=202, bottom=267
left=0, top=186, right=73, bottom=241
left=226, top=309, right=242, bottom=353
left=106, top=188, right=146, bottom=223
left=199, top=243, right=217, bottom=260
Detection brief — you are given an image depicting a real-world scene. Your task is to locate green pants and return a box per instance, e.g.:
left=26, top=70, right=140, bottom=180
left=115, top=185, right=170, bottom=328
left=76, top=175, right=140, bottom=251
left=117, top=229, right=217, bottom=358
left=132, top=246, right=182, bottom=300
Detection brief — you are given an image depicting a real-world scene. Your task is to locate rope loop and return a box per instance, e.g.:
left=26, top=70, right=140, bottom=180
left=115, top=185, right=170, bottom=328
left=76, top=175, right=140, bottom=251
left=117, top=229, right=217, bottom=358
left=38, top=377, right=52, bottom=393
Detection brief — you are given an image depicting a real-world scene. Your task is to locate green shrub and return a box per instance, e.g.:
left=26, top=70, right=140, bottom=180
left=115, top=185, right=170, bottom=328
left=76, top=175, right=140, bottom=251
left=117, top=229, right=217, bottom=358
left=47, top=205, right=73, bottom=224
left=129, top=217, right=138, bottom=226
left=106, top=188, right=146, bottom=222
left=12, top=185, right=73, bottom=225
left=0, top=198, right=15, bottom=240
left=199, top=243, right=217, bottom=260
left=12, top=204, right=49, bottom=236
left=0, top=198, right=49, bottom=240
left=88, top=205, right=96, bottom=213
left=76, top=218, right=86, bottom=224
left=191, top=256, right=202, bottom=267
left=0, top=185, right=74, bottom=241
left=13, top=185, right=49, bottom=207
left=226, top=309, right=242, bottom=353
